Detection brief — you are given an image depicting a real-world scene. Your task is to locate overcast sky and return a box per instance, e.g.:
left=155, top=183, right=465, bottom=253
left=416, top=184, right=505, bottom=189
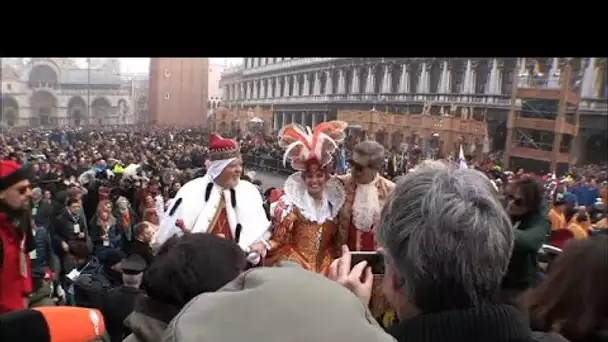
left=119, top=58, right=242, bottom=73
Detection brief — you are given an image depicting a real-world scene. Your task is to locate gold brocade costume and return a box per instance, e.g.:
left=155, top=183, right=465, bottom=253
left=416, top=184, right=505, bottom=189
left=266, top=206, right=337, bottom=274
left=336, top=173, right=396, bottom=319
left=266, top=174, right=345, bottom=275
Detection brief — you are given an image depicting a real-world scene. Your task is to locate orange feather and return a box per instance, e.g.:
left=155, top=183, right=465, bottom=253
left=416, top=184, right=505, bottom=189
left=279, top=125, right=311, bottom=150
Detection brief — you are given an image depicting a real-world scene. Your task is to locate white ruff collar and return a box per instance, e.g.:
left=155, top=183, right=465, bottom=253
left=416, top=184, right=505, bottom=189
left=283, top=173, right=345, bottom=223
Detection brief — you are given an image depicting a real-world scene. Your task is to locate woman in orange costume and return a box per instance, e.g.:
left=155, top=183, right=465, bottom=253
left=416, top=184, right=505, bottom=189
left=265, top=121, right=347, bottom=275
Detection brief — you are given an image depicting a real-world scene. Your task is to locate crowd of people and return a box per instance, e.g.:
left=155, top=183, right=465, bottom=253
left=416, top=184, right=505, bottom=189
left=0, top=123, right=607, bottom=342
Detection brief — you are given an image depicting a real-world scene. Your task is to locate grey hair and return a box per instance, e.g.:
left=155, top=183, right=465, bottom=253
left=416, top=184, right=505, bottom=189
left=122, top=273, right=143, bottom=288
left=353, top=140, right=385, bottom=169
left=376, top=163, right=513, bottom=311
left=32, top=187, right=42, bottom=197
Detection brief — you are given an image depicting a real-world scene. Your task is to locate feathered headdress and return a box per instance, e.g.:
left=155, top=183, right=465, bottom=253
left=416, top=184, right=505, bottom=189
left=278, top=120, right=348, bottom=171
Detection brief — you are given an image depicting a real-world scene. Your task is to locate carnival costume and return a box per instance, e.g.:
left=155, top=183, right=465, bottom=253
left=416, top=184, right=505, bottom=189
left=156, top=133, right=271, bottom=265
left=337, top=149, right=395, bottom=320
left=265, top=121, right=347, bottom=274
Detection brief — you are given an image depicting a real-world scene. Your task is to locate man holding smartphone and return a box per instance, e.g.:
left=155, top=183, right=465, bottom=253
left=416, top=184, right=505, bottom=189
left=336, top=140, right=395, bottom=320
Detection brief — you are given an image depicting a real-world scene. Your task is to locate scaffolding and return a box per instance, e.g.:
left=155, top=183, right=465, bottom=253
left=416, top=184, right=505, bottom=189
left=503, top=59, right=580, bottom=175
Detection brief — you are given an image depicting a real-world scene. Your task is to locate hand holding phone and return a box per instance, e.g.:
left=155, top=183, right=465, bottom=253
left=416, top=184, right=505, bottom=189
left=350, top=251, right=385, bottom=275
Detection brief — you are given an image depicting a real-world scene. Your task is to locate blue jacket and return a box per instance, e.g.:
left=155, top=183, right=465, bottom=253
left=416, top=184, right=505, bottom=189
left=575, top=184, right=599, bottom=207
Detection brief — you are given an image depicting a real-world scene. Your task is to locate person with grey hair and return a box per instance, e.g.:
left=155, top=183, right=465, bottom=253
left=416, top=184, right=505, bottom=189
left=329, top=163, right=537, bottom=342
left=335, top=140, right=395, bottom=318
left=31, top=187, right=55, bottom=229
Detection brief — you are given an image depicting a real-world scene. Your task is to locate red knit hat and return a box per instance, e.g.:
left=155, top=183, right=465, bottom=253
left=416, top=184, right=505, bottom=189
left=208, top=133, right=239, bottom=161
left=0, top=160, right=30, bottom=191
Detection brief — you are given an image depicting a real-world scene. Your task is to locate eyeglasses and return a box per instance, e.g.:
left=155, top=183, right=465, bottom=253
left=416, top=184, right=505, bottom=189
left=15, top=185, right=31, bottom=195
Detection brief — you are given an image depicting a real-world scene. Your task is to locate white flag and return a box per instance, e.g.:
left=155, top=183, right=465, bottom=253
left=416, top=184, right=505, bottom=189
left=458, top=145, right=468, bottom=169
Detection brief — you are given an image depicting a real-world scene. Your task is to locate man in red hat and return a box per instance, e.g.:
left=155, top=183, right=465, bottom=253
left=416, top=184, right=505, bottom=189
left=0, top=160, right=36, bottom=313
left=156, top=133, right=271, bottom=266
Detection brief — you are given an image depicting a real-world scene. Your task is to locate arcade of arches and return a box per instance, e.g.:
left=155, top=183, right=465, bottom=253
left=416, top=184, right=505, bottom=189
left=28, top=64, right=58, bottom=88
left=91, top=97, right=112, bottom=125
left=67, top=96, right=87, bottom=126
left=337, top=109, right=488, bottom=157
left=1, top=96, right=19, bottom=127
left=212, top=107, right=273, bottom=136
left=30, top=91, right=57, bottom=126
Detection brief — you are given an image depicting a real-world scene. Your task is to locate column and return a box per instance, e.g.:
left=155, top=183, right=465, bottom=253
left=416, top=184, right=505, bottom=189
left=311, top=112, right=317, bottom=127
left=244, top=58, right=249, bottom=68
left=239, top=83, right=245, bottom=100
left=313, top=71, right=321, bottom=95
left=581, top=58, right=597, bottom=98
left=338, top=69, right=346, bottom=94
left=365, top=66, right=375, bottom=93
left=260, top=79, right=266, bottom=98
left=293, top=74, right=300, bottom=96
left=398, top=64, right=409, bottom=93
left=495, top=61, right=503, bottom=95
left=547, top=58, right=560, bottom=88
left=487, top=58, right=498, bottom=95
left=282, top=112, right=286, bottom=126
left=273, top=112, right=278, bottom=130
left=283, top=75, right=290, bottom=97
left=246, top=82, right=251, bottom=99
left=417, top=63, right=426, bottom=94
left=439, top=61, right=449, bottom=94
left=323, top=112, right=327, bottom=122
left=325, top=70, right=333, bottom=95
left=266, top=79, right=273, bottom=99
left=302, top=73, right=310, bottom=96
left=462, top=59, right=471, bottom=94
left=517, top=58, right=529, bottom=87
left=253, top=80, right=259, bottom=99
left=382, top=64, right=392, bottom=93
left=275, top=77, right=281, bottom=98
left=423, top=63, right=431, bottom=93
left=351, top=67, right=360, bottom=94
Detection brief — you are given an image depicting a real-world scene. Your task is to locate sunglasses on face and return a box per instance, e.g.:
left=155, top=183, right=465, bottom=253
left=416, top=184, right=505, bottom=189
left=506, top=195, right=524, bottom=207
left=16, top=185, right=31, bottom=195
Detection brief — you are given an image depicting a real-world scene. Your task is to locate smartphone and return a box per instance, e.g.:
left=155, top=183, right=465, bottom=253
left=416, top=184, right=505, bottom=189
left=350, top=251, right=385, bottom=275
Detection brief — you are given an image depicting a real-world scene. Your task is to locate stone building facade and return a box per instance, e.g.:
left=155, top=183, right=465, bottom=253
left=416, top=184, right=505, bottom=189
left=1, top=58, right=136, bottom=127
left=219, top=57, right=607, bottom=163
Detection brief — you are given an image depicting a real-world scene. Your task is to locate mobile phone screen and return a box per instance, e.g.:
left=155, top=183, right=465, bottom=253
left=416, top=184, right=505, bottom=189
left=350, top=251, right=385, bottom=275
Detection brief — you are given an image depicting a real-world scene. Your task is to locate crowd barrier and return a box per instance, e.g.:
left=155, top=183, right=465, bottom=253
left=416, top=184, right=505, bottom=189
left=243, top=153, right=295, bottom=175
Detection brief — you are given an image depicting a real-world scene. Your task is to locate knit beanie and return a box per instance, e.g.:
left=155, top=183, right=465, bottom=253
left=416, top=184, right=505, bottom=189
left=0, top=160, right=30, bottom=191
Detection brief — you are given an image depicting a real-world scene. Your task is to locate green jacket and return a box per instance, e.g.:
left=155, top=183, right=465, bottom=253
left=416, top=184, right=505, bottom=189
left=503, top=199, right=550, bottom=291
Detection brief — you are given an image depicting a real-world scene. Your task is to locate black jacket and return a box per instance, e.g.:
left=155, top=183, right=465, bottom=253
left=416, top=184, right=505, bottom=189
left=388, top=304, right=535, bottom=342
left=50, top=208, right=88, bottom=256
left=100, top=286, right=145, bottom=342
left=32, top=199, right=55, bottom=229
left=30, top=226, right=53, bottom=281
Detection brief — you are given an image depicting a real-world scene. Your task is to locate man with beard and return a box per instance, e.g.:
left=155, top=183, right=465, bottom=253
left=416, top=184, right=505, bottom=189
left=0, top=160, right=36, bottom=313
left=336, top=140, right=395, bottom=321
left=156, top=133, right=271, bottom=266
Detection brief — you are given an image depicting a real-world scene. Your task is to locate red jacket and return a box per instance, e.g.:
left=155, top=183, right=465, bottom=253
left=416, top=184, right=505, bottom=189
left=0, top=211, right=32, bottom=314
